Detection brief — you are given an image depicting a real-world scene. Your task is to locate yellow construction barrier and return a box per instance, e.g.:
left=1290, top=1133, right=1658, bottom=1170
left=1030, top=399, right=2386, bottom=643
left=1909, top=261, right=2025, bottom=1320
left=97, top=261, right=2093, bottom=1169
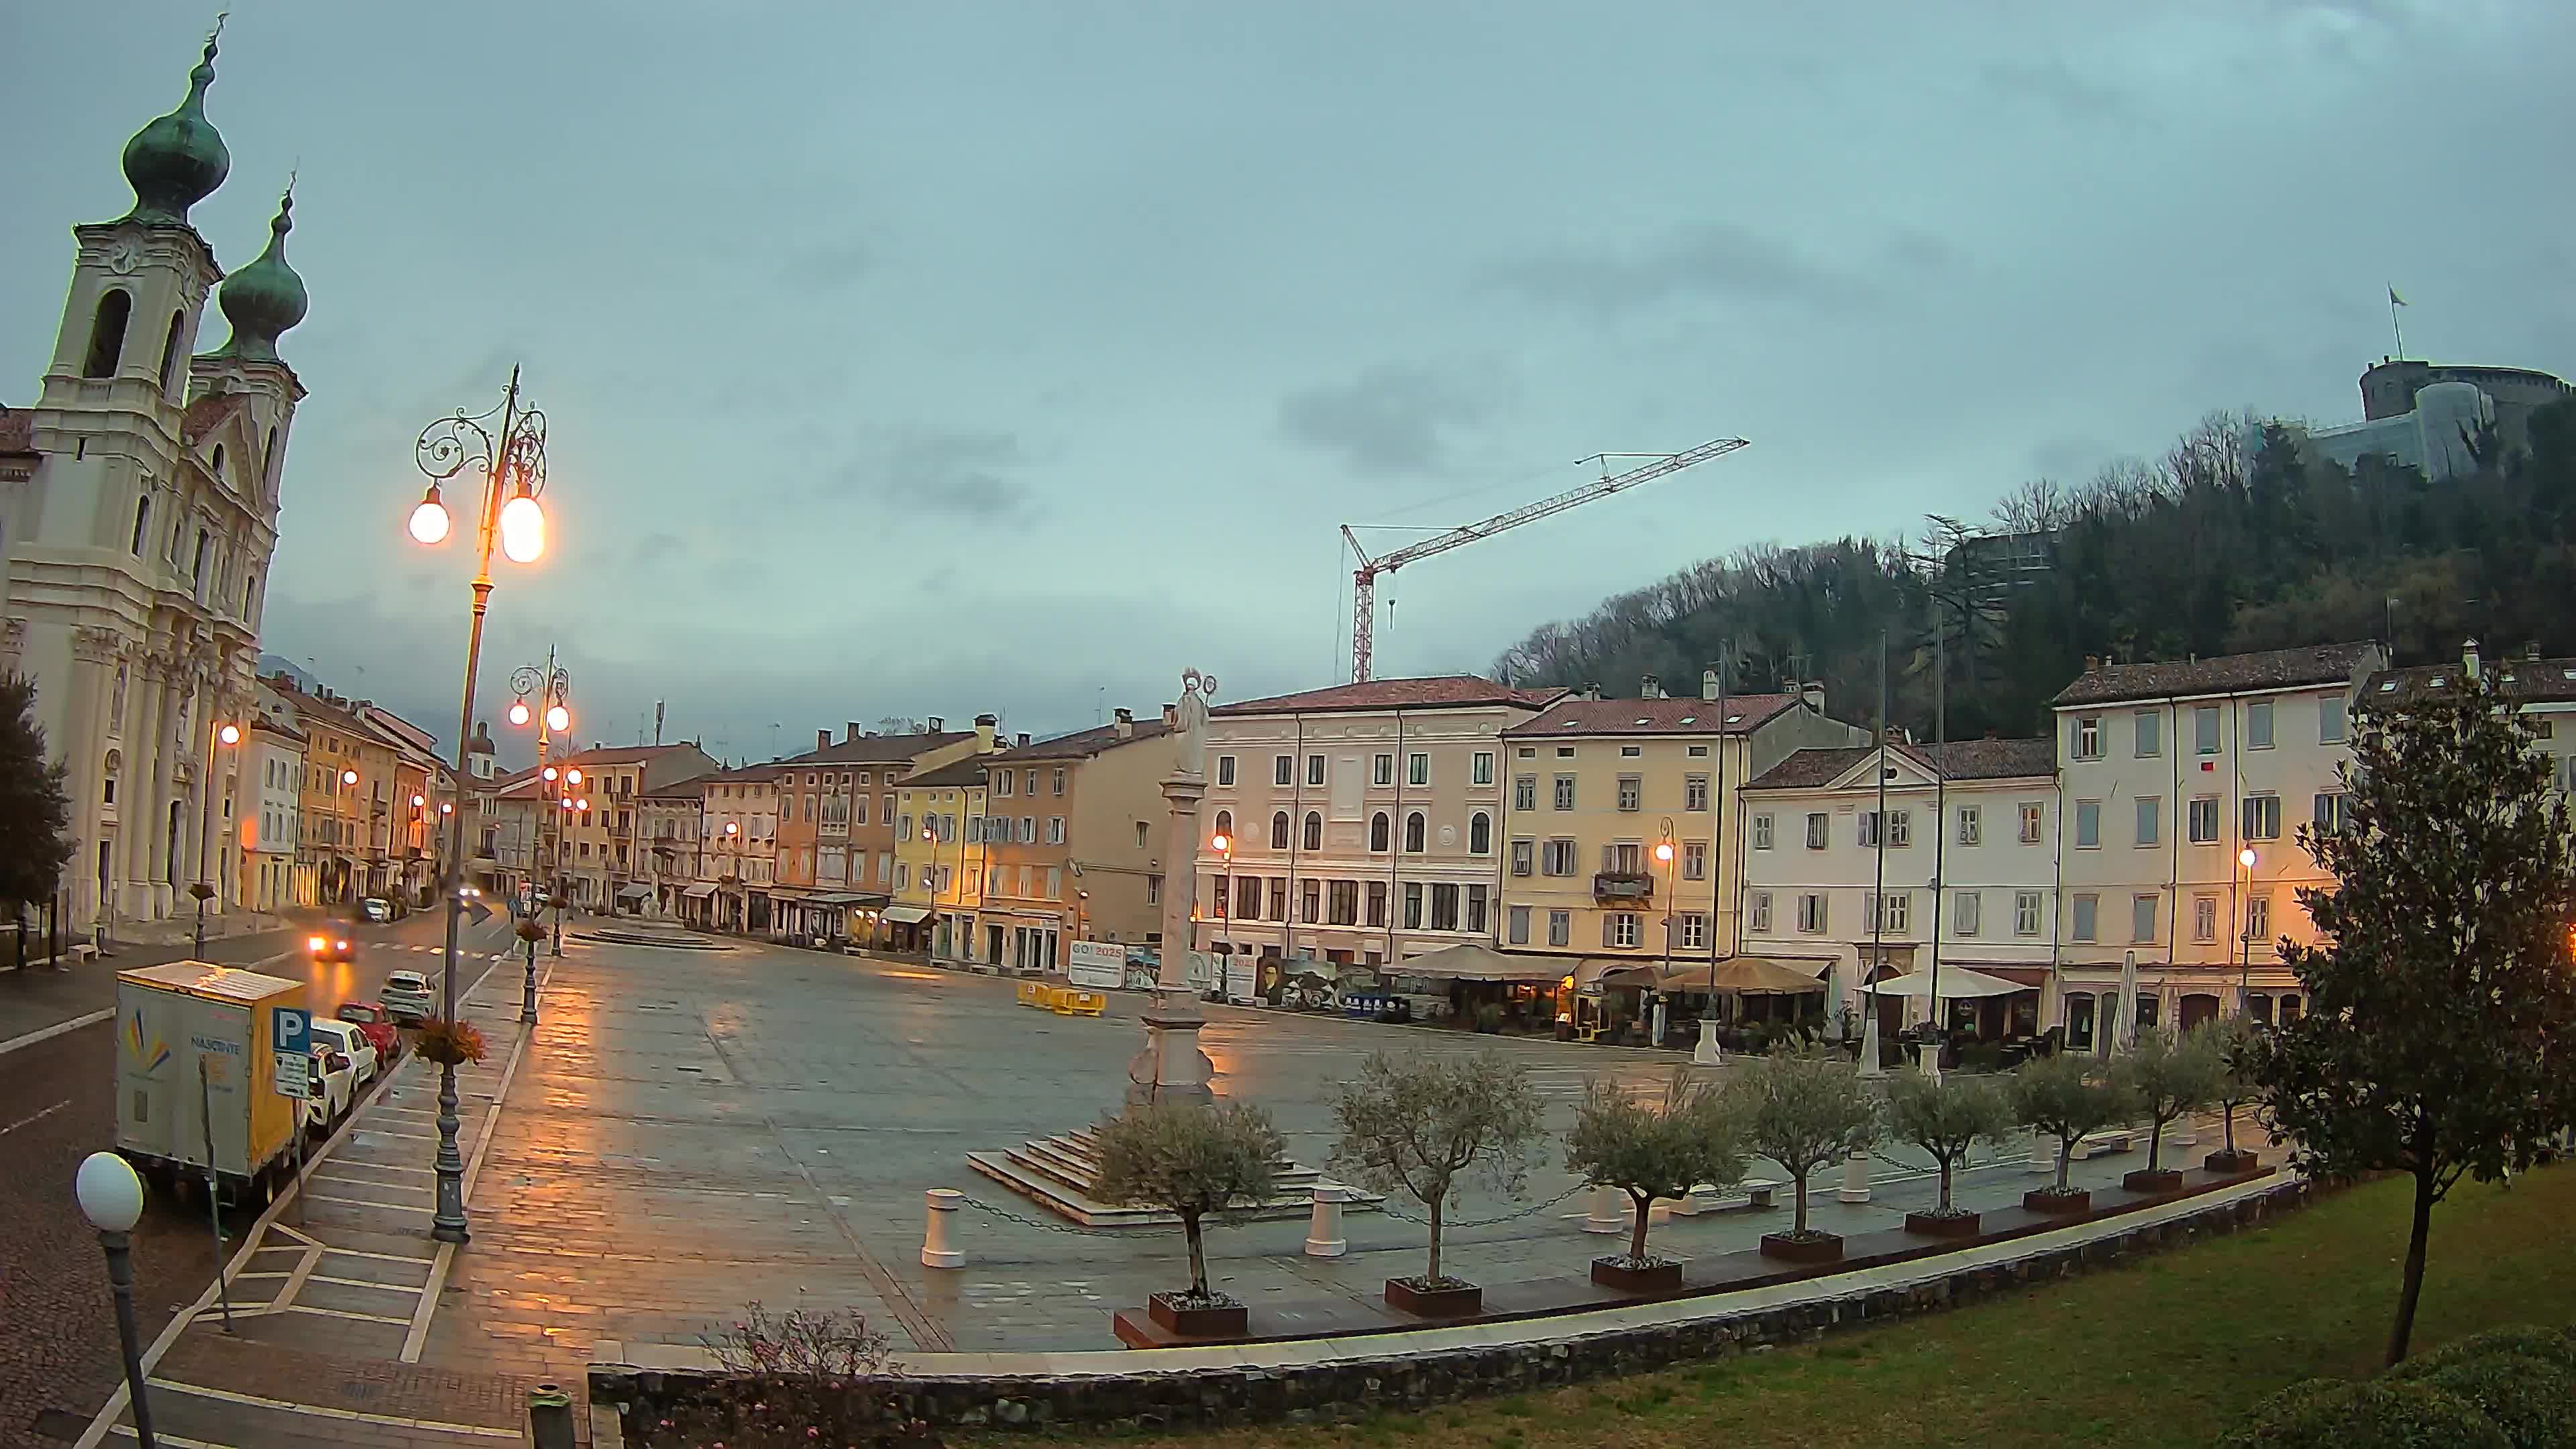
left=1016, top=980, right=1047, bottom=1008
left=1050, top=987, right=1107, bottom=1017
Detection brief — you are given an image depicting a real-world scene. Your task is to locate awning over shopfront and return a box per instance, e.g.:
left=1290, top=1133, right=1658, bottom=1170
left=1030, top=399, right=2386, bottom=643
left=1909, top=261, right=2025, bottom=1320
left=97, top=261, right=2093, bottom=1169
left=1865, top=964, right=2027, bottom=999
left=616, top=884, right=651, bottom=901
left=881, top=905, right=932, bottom=924
left=1598, top=956, right=1829, bottom=994
left=807, top=892, right=881, bottom=907
left=680, top=883, right=716, bottom=900
left=1388, top=943, right=1567, bottom=983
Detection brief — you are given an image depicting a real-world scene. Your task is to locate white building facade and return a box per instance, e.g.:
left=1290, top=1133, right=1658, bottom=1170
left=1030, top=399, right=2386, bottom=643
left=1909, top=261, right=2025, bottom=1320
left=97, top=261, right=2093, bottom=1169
left=0, top=33, right=309, bottom=932
left=1738, top=738, right=2060, bottom=1040
left=1191, top=676, right=1562, bottom=971
left=2050, top=643, right=2385, bottom=1047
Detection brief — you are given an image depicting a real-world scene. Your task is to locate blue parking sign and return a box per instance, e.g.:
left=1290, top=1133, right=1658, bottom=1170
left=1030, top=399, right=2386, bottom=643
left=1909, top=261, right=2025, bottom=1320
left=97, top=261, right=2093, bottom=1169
left=272, top=1005, right=309, bottom=1056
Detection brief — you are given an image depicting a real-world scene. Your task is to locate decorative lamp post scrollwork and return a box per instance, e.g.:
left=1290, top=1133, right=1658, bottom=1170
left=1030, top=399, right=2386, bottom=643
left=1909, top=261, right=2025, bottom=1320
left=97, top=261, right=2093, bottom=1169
left=408, top=367, right=550, bottom=1246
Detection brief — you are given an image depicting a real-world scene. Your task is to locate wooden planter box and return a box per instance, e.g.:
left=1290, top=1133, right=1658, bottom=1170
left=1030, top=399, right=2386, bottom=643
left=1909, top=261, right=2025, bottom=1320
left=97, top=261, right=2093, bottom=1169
left=1590, top=1256, right=1684, bottom=1292
left=2123, top=1168, right=2186, bottom=1194
left=1383, top=1277, right=1483, bottom=1317
left=2024, top=1187, right=2091, bottom=1216
left=2203, top=1149, right=2262, bottom=1176
left=1903, top=1210, right=1983, bottom=1238
left=1146, top=1292, right=1246, bottom=1338
left=1758, top=1231, right=1844, bottom=1265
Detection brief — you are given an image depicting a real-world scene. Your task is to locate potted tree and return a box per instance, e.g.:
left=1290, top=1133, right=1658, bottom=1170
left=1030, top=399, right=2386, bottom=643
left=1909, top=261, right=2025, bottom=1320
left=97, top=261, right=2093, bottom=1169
left=2202, top=1017, right=2266, bottom=1175
left=2012, top=1051, right=2131, bottom=1214
left=1564, top=1072, right=1747, bottom=1291
left=1884, top=1069, right=2015, bottom=1237
left=1093, top=1099, right=1283, bottom=1338
left=2112, top=1025, right=2220, bottom=1193
left=1727, top=1046, right=1880, bottom=1264
left=1329, top=1051, right=1544, bottom=1317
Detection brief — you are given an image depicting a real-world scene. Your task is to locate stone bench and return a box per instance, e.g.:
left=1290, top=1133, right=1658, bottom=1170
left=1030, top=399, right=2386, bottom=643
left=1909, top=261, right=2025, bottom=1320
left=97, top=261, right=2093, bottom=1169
left=2074, top=1129, right=2139, bottom=1159
left=1658, top=1177, right=1785, bottom=1218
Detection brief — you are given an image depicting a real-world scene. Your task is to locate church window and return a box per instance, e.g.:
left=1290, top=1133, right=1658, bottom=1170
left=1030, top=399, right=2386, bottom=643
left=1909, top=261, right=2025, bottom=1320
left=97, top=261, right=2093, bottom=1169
left=130, top=496, right=150, bottom=555
left=159, top=311, right=186, bottom=394
left=243, top=572, right=256, bottom=618
left=83, top=290, right=131, bottom=378
left=210, top=445, right=225, bottom=485
left=263, top=427, right=279, bottom=495
left=193, top=529, right=210, bottom=583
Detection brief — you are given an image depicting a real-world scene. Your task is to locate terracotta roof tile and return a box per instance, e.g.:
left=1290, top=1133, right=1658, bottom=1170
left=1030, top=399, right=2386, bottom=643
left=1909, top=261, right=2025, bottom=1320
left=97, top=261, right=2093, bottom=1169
left=180, top=392, right=248, bottom=446
left=1748, top=737, right=2055, bottom=790
left=776, top=731, right=974, bottom=766
left=0, top=407, right=33, bottom=455
left=2051, top=643, right=2381, bottom=707
left=1213, top=675, right=1564, bottom=716
left=992, top=718, right=1175, bottom=760
left=1503, top=694, right=1800, bottom=738
left=904, top=757, right=991, bottom=790
left=2365, top=655, right=2576, bottom=707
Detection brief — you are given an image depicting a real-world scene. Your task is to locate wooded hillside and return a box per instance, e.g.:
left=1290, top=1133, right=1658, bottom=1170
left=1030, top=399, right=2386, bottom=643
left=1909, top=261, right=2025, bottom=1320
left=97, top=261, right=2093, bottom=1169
left=1491, top=400, right=2576, bottom=740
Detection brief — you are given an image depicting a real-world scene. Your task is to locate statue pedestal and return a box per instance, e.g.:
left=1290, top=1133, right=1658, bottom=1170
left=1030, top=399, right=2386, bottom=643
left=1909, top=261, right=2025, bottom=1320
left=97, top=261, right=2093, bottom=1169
left=1692, top=1017, right=1724, bottom=1066
left=1125, top=989, right=1215, bottom=1108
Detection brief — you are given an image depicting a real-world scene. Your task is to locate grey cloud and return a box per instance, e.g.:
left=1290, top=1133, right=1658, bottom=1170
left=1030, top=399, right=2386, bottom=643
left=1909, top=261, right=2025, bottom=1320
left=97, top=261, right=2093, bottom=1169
left=829, top=427, right=1032, bottom=521
left=1485, top=223, right=1866, bottom=315
left=1977, top=58, right=2137, bottom=126
left=777, top=238, right=872, bottom=287
left=1277, top=364, right=1497, bottom=474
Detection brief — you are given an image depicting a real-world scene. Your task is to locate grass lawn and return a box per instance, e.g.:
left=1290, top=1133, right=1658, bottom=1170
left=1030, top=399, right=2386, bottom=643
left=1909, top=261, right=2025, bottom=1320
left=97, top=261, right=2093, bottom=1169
left=1014, top=1164, right=2576, bottom=1449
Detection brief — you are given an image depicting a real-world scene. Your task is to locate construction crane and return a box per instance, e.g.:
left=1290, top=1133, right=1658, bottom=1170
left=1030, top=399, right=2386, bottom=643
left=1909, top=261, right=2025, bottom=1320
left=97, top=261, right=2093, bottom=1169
left=1340, top=435, right=1750, bottom=682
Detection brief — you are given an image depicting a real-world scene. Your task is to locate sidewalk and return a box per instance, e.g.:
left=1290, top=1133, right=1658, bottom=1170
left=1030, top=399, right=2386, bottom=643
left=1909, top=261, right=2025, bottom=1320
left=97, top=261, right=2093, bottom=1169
left=0, top=913, right=328, bottom=1053
left=74, top=920, right=539, bottom=1449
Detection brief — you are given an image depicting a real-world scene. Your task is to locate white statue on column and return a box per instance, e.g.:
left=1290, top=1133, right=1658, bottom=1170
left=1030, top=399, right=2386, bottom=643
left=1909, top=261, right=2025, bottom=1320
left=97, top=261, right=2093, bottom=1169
left=1127, top=667, right=1219, bottom=1108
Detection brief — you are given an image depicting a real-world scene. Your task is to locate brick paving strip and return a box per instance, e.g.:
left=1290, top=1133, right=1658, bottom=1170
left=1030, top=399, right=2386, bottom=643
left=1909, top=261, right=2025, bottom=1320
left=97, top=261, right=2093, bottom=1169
left=72, top=941, right=546, bottom=1449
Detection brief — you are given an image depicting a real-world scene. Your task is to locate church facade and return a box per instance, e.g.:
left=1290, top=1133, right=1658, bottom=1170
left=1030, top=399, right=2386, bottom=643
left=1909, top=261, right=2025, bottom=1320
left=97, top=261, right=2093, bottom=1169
left=0, top=28, right=310, bottom=934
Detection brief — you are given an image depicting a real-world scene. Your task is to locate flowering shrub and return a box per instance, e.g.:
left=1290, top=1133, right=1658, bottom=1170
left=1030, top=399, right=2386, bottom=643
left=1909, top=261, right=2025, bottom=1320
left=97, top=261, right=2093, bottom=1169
left=516, top=919, right=547, bottom=943
left=413, top=1016, right=487, bottom=1067
left=629, top=1303, right=940, bottom=1448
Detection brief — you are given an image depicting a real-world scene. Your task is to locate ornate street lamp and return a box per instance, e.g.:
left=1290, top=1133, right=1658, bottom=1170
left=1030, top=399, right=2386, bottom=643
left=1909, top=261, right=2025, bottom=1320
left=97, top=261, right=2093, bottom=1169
left=76, top=1152, right=158, bottom=1447
left=508, top=651, right=572, bottom=960
left=2237, top=845, right=2259, bottom=1016
left=409, top=367, right=549, bottom=1245
left=191, top=721, right=242, bottom=957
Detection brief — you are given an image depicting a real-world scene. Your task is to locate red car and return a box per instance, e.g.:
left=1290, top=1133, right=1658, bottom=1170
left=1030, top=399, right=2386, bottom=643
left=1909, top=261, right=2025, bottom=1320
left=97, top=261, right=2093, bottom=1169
left=335, top=1002, right=402, bottom=1063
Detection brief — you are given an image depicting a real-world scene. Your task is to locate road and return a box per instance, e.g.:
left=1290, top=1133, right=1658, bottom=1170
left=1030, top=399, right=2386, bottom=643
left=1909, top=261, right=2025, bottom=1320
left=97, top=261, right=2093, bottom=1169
left=0, top=906, right=520, bottom=1445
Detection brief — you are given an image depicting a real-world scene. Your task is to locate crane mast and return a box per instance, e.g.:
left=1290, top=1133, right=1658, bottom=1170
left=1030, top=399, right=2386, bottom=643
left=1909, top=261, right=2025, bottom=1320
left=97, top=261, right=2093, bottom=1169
left=1343, top=435, right=1750, bottom=682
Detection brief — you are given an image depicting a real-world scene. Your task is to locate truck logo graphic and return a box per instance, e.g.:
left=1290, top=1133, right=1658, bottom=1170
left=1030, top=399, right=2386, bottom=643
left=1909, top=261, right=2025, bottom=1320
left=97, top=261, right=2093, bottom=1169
left=124, top=1010, right=172, bottom=1073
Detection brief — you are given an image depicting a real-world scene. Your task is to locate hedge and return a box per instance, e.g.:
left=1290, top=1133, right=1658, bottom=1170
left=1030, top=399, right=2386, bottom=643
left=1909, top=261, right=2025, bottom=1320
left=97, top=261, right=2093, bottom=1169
left=2221, top=1324, right=2576, bottom=1448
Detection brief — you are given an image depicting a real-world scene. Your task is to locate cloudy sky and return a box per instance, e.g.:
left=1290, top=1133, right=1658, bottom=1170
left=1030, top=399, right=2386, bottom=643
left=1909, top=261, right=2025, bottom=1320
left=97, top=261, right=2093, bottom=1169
left=7, top=1, right=2571, bottom=764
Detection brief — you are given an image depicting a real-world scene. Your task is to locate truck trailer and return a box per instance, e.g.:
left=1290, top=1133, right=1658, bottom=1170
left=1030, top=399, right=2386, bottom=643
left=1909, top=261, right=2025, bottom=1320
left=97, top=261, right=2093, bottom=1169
left=114, top=961, right=308, bottom=1208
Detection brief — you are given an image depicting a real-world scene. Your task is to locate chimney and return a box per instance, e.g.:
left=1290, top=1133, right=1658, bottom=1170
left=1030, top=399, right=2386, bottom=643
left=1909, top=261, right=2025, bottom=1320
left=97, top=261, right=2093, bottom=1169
left=1163, top=702, right=1179, bottom=728
left=974, top=713, right=998, bottom=751
left=1113, top=707, right=1135, bottom=739
left=846, top=721, right=862, bottom=743
left=1801, top=682, right=1825, bottom=713
left=818, top=729, right=831, bottom=751
left=1701, top=668, right=1721, bottom=701
left=1015, top=732, right=1031, bottom=747
left=2462, top=637, right=2481, bottom=682
left=1581, top=682, right=1603, bottom=702
left=925, top=716, right=944, bottom=733
left=2084, top=654, right=2101, bottom=672
left=1640, top=673, right=1662, bottom=700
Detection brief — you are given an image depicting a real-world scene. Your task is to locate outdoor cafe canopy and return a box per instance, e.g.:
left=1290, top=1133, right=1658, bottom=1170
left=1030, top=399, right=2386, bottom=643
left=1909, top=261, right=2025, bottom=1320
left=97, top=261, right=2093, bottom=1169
left=1389, top=943, right=1567, bottom=983
left=1863, top=964, right=2027, bottom=1000
left=1597, top=956, right=1829, bottom=994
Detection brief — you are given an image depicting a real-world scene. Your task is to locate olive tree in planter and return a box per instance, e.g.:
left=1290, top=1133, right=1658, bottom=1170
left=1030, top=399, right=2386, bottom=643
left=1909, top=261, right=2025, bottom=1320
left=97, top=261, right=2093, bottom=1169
left=1884, top=1069, right=2015, bottom=1237
left=2112, top=1025, right=2221, bottom=1193
left=2012, top=1051, right=2133, bottom=1215
left=1093, top=1099, right=1283, bottom=1337
left=1727, top=1046, right=1880, bottom=1264
left=1329, top=1051, right=1545, bottom=1317
left=2202, top=1017, right=2267, bottom=1174
left=1563, top=1071, right=1747, bottom=1291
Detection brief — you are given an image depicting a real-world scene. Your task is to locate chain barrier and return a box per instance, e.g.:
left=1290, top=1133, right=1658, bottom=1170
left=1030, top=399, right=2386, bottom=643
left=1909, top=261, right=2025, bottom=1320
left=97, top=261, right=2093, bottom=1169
left=1375, top=1182, right=1590, bottom=1230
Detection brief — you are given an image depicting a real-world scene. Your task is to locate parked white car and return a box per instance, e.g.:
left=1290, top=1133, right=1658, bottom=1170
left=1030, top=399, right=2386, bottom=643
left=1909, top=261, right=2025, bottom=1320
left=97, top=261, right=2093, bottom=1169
left=302, top=1047, right=355, bottom=1134
left=306, top=1016, right=380, bottom=1085
left=380, top=970, right=435, bottom=1025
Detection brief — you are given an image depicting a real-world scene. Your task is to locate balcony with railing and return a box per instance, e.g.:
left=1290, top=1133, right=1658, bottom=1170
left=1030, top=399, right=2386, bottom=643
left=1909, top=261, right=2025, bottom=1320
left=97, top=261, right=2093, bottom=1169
left=1593, top=871, right=1654, bottom=904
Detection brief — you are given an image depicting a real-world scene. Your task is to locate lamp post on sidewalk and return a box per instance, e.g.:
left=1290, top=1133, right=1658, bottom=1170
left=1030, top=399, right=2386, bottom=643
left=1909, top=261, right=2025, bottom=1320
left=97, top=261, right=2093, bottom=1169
left=191, top=721, right=241, bottom=957
left=409, top=366, right=551, bottom=1245
left=76, top=1151, right=157, bottom=1448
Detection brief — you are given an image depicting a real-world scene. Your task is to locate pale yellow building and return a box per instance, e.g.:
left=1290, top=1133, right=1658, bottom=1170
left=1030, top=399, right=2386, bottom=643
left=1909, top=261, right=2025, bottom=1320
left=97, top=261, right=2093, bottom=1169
left=1496, top=672, right=1866, bottom=986
left=893, top=751, right=991, bottom=959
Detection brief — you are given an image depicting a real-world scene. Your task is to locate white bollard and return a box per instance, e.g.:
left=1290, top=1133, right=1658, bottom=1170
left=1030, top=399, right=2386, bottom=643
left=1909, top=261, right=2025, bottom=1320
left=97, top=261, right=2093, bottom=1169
left=2027, top=1128, right=2057, bottom=1175
left=1836, top=1148, right=1872, bottom=1204
left=1692, top=1017, right=1724, bottom=1067
left=1303, top=1183, right=1352, bottom=1258
left=2174, top=1114, right=2199, bottom=1150
left=921, top=1188, right=965, bottom=1269
left=1583, top=1183, right=1625, bottom=1234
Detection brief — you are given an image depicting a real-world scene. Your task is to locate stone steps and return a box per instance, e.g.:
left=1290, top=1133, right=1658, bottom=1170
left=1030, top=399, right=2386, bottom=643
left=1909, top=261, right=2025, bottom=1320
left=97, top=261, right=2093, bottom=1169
left=966, top=1127, right=1373, bottom=1228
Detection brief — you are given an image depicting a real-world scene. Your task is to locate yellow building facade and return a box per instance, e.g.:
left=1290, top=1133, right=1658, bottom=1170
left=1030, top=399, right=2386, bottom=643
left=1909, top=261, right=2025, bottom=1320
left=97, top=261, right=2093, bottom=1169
left=893, top=755, right=990, bottom=959
left=1496, top=680, right=1866, bottom=985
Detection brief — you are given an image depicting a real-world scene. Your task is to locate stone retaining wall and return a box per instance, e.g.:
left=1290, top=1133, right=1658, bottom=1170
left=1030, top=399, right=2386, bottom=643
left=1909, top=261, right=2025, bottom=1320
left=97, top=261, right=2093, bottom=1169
left=595, top=1179, right=2312, bottom=1436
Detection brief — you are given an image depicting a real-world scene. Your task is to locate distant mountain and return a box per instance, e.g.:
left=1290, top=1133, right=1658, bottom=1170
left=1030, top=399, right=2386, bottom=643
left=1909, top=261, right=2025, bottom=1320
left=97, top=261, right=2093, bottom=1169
left=258, top=654, right=318, bottom=691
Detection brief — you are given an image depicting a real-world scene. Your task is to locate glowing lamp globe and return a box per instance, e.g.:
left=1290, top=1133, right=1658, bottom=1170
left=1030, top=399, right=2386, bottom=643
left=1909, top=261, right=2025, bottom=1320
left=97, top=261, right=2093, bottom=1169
left=407, top=487, right=451, bottom=545
left=576, top=797, right=590, bottom=812
left=341, top=769, right=358, bottom=786
left=76, top=1150, right=144, bottom=1233
left=565, top=768, right=582, bottom=786
left=497, top=492, right=545, bottom=564
left=1654, top=842, right=1674, bottom=863
left=217, top=723, right=240, bottom=746
left=541, top=765, right=558, bottom=782
left=545, top=704, right=570, bottom=733
left=1210, top=833, right=1230, bottom=854
left=508, top=700, right=531, bottom=727
left=2239, top=847, right=2257, bottom=869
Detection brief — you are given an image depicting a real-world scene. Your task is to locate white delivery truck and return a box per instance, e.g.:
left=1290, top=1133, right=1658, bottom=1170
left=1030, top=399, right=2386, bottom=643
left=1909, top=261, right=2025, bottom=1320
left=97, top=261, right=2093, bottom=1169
left=115, top=961, right=309, bottom=1208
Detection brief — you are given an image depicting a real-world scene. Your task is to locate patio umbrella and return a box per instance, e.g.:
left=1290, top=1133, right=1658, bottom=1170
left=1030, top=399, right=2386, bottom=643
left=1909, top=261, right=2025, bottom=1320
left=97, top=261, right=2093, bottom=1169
left=1861, top=964, right=2026, bottom=999
left=2113, top=949, right=2139, bottom=1055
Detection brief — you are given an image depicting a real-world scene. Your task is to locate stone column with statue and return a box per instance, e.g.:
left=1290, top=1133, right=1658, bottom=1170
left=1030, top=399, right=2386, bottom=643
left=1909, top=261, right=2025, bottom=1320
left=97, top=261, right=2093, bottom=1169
left=1126, top=667, right=1219, bottom=1108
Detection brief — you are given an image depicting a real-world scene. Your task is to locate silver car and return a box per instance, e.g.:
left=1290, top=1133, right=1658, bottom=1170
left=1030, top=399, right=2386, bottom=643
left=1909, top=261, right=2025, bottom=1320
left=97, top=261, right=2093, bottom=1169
left=380, top=969, right=435, bottom=1024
